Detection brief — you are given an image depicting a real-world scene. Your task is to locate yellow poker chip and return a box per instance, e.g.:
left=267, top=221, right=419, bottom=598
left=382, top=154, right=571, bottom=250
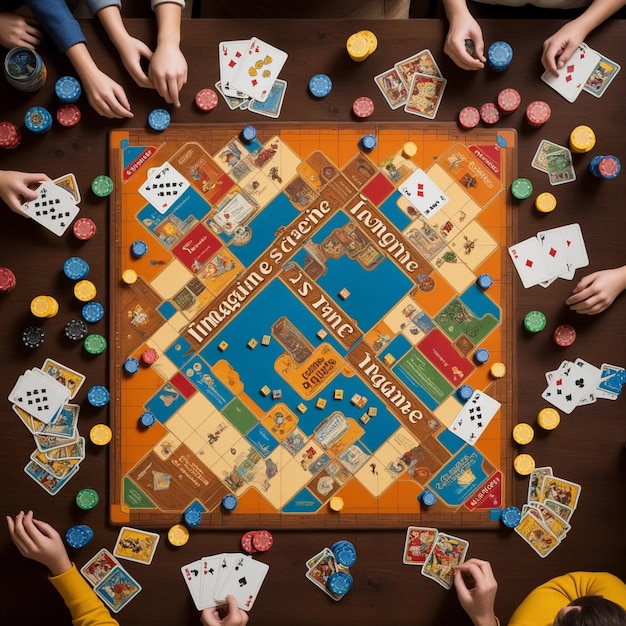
left=537, top=407, right=561, bottom=430
left=346, top=33, right=370, bottom=62
left=569, top=125, right=596, bottom=153
left=490, top=362, right=507, bottom=379
left=357, top=30, right=378, bottom=55
left=512, top=423, right=534, bottom=445
left=535, top=192, right=557, bottom=213
left=89, top=423, right=112, bottom=446
left=513, top=453, right=535, bottom=475
left=121, top=269, right=138, bottom=285
left=74, top=280, right=97, bottom=302
left=329, top=496, right=344, bottom=511
left=31, top=295, right=56, bottom=318
left=402, top=141, right=418, bottom=158
left=168, top=524, right=190, bottom=546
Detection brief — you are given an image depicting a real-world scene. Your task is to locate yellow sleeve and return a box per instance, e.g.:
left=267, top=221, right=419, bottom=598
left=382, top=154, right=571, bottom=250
left=508, top=572, right=626, bottom=626
left=49, top=564, right=120, bottom=626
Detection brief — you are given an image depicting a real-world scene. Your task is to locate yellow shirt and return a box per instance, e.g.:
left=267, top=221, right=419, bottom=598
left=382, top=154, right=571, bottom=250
left=509, top=572, right=626, bottom=626
left=49, top=564, right=120, bottom=626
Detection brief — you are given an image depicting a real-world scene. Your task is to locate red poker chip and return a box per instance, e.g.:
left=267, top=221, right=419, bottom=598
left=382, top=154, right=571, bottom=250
left=141, top=347, right=158, bottom=365
left=195, top=88, right=218, bottom=111
left=251, top=529, right=273, bottom=551
left=458, top=106, right=480, bottom=129
left=57, top=104, right=81, bottom=127
left=73, top=217, right=96, bottom=240
left=553, top=324, right=576, bottom=346
left=0, top=267, right=16, bottom=292
left=0, top=122, right=20, bottom=148
left=241, top=531, right=258, bottom=554
left=598, top=157, right=619, bottom=177
left=526, top=101, right=550, bottom=127
left=352, top=96, right=374, bottom=118
left=497, top=88, right=521, bottom=113
left=479, top=103, right=500, bottom=125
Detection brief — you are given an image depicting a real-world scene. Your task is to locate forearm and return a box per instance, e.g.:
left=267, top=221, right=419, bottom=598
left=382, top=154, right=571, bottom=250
left=94, top=6, right=130, bottom=51
left=154, top=3, right=182, bottom=48
left=65, top=42, right=99, bottom=82
left=442, top=0, right=473, bottom=20
left=571, top=0, right=626, bottom=36
left=21, top=0, right=84, bottom=51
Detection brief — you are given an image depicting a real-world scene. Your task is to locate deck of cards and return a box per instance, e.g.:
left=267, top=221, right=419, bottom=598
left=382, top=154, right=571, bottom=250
left=508, top=223, right=589, bottom=288
left=182, top=552, right=269, bottom=612
left=516, top=466, right=580, bottom=558
left=449, top=389, right=501, bottom=445
left=11, top=359, right=86, bottom=494
left=374, top=49, right=447, bottom=118
left=216, top=37, right=288, bottom=117
left=402, top=527, right=469, bottom=589
left=21, top=174, right=81, bottom=236
left=541, top=42, right=621, bottom=102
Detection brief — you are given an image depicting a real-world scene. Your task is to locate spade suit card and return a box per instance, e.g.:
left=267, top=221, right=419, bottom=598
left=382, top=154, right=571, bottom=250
left=541, top=358, right=601, bottom=413
left=214, top=556, right=269, bottom=611
left=21, top=181, right=79, bottom=236
left=449, top=390, right=501, bottom=445
left=138, top=162, right=190, bottom=214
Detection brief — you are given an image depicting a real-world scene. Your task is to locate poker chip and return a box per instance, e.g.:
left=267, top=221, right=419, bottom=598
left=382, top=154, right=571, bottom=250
left=73, top=217, right=96, bottom=240
left=479, top=103, right=500, bottom=125
left=30, top=295, right=58, bottom=318
left=456, top=384, right=473, bottom=402
left=329, top=496, right=344, bottom=511
left=497, top=88, right=521, bottom=114
left=63, top=256, right=90, bottom=280
left=553, top=324, right=576, bottom=347
left=0, top=266, right=16, bottom=291
left=252, top=529, right=273, bottom=551
left=241, top=125, right=257, bottom=143
left=511, top=177, right=533, bottom=199
left=331, top=540, right=357, bottom=568
left=82, top=301, right=105, bottom=323
left=490, top=362, right=507, bottom=379
left=597, top=155, right=621, bottom=179
left=523, top=310, right=546, bottom=333
left=241, top=531, right=258, bottom=554
left=327, top=571, right=353, bottom=595
left=222, top=494, right=238, bottom=511
left=131, top=240, right=148, bottom=258
left=501, top=505, right=522, bottom=528
left=346, top=32, right=371, bottom=62
left=477, top=273, right=493, bottom=289
left=168, top=524, right=190, bottom=546
left=122, top=269, right=138, bottom=284
left=402, top=141, right=417, bottom=158
left=195, top=88, right=218, bottom=111
left=525, top=100, right=551, bottom=127
left=569, top=125, right=596, bottom=153
left=183, top=508, right=202, bottom=527
left=124, top=357, right=140, bottom=375
left=487, top=41, right=513, bottom=71
left=56, top=104, right=81, bottom=127
left=0, top=121, right=21, bottom=149
left=65, top=319, right=89, bottom=341
left=55, top=75, right=81, bottom=103
left=139, top=411, right=156, bottom=427
left=89, top=423, right=112, bottom=445
left=358, top=30, right=378, bottom=55
left=309, top=73, right=333, bottom=98
left=512, top=422, right=534, bottom=445
left=458, top=106, right=480, bottom=129
left=87, top=385, right=110, bottom=407
left=141, top=347, right=158, bottom=364
left=513, top=453, right=535, bottom=476
left=537, top=407, right=561, bottom=430
left=419, top=489, right=437, bottom=507
left=588, top=155, right=603, bottom=177
left=84, top=333, right=107, bottom=355
left=74, top=279, right=97, bottom=302
left=148, top=108, right=170, bottom=131
left=91, top=174, right=113, bottom=197
left=360, top=134, right=377, bottom=151
left=474, top=348, right=490, bottom=364
left=76, top=488, right=99, bottom=510
left=24, top=106, right=53, bottom=133
left=22, top=326, right=45, bottom=348
left=352, top=96, right=374, bottom=118
left=65, top=524, right=94, bottom=548
left=535, top=192, right=557, bottom=213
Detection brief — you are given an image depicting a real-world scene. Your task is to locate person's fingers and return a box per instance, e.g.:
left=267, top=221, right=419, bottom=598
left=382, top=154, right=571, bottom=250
left=556, top=41, right=578, bottom=69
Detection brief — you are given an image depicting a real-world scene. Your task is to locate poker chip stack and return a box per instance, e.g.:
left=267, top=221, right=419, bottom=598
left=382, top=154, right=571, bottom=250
left=305, top=540, right=356, bottom=600
left=0, top=121, right=21, bottom=149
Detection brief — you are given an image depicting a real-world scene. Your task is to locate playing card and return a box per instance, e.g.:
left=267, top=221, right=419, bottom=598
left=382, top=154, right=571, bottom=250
left=398, top=168, right=448, bottom=219
left=41, top=358, right=86, bottom=399
left=23, top=458, right=79, bottom=495
left=95, top=566, right=142, bottom=613
left=402, top=526, right=438, bottom=565
left=248, top=79, right=287, bottom=118
left=394, top=50, right=443, bottom=88
left=219, top=39, right=250, bottom=97
left=82, top=549, right=122, bottom=586
left=527, top=466, right=553, bottom=503
left=584, top=53, right=621, bottom=97
left=538, top=475, right=582, bottom=510
left=530, top=502, right=571, bottom=539
left=43, top=435, right=85, bottom=461
left=597, top=363, right=625, bottom=398
left=306, top=549, right=341, bottom=600
left=545, top=148, right=576, bottom=185
left=404, top=73, right=446, bottom=119
left=21, top=181, right=79, bottom=236
left=9, top=368, right=70, bottom=424
left=198, top=555, right=222, bottom=610
left=138, top=162, right=190, bottom=214
left=36, top=403, right=79, bottom=439
left=181, top=559, right=204, bottom=610
left=449, top=390, right=501, bottom=445
left=544, top=498, right=574, bottom=523
left=531, top=140, right=565, bottom=173
left=559, top=223, right=588, bottom=272
left=536, top=227, right=571, bottom=279
left=53, top=173, right=81, bottom=203
left=374, top=68, right=409, bottom=109
left=508, top=237, right=551, bottom=288
left=214, top=556, right=269, bottom=611
left=515, top=512, right=559, bottom=557
left=541, top=358, right=601, bottom=414
left=231, top=37, right=288, bottom=102
left=30, top=449, right=80, bottom=479
left=113, top=527, right=160, bottom=565
left=215, top=81, right=251, bottom=110
left=541, top=43, right=601, bottom=102
left=421, top=533, right=468, bottom=589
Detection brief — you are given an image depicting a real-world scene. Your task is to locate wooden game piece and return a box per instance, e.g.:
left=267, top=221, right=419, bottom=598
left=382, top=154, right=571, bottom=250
left=334, top=389, right=344, bottom=400
left=218, top=340, right=228, bottom=351
left=261, top=334, right=272, bottom=345
left=271, top=389, right=282, bottom=400
left=338, top=288, right=350, bottom=300
left=359, top=413, right=370, bottom=424
left=383, top=353, right=396, bottom=366
left=297, top=403, right=307, bottom=413
left=317, top=329, right=328, bottom=340
left=367, top=406, right=377, bottom=417
left=247, top=338, right=258, bottom=349
left=260, top=385, right=271, bottom=397
left=316, top=398, right=327, bottom=410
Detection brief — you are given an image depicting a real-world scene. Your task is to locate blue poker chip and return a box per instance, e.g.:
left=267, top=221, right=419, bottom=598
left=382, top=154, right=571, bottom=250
left=457, top=384, right=474, bottom=402
left=65, top=525, right=94, bottom=548
left=327, top=571, right=353, bottom=596
left=419, top=489, right=437, bottom=507
left=222, top=494, right=238, bottom=511
left=474, top=348, right=490, bottom=364
left=308, top=73, right=332, bottom=98
left=24, top=106, right=53, bottom=133
left=487, top=41, right=513, bottom=71
left=501, top=505, right=522, bottom=528
left=124, top=357, right=140, bottom=375
left=63, top=256, right=90, bottom=281
left=87, top=385, right=110, bottom=407
left=477, top=273, right=493, bottom=290
left=82, top=301, right=105, bottom=324
left=241, top=125, right=257, bottom=143
left=148, top=108, right=170, bottom=131
left=55, top=75, right=81, bottom=103
left=183, top=508, right=202, bottom=527
left=360, top=134, right=377, bottom=151
left=131, top=240, right=148, bottom=258
left=139, top=411, right=156, bottom=427
left=331, top=540, right=357, bottom=567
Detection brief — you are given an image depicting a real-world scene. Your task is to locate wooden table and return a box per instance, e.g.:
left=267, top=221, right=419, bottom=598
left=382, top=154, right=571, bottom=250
left=0, top=18, right=625, bottom=626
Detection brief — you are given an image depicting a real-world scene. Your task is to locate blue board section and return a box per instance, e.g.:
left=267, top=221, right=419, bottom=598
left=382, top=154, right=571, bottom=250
left=379, top=191, right=412, bottom=231
left=180, top=356, right=234, bottom=410
left=460, top=284, right=500, bottom=321
left=283, top=487, right=322, bottom=513
left=145, top=382, right=187, bottom=424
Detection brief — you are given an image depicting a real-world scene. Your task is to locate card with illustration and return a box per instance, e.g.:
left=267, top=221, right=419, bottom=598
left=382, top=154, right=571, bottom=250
left=404, top=73, right=446, bottom=119
left=421, top=533, right=469, bottom=589
left=95, top=566, right=142, bottom=613
left=113, top=527, right=160, bottom=565
left=403, top=526, right=438, bottom=565
left=81, top=549, right=122, bottom=586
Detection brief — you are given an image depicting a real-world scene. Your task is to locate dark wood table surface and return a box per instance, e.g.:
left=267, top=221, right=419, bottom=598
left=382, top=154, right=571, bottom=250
left=0, top=17, right=625, bottom=626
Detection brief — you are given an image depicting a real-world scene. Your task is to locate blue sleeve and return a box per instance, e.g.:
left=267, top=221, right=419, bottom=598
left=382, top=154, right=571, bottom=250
left=84, top=0, right=122, bottom=16
left=22, top=0, right=86, bottom=52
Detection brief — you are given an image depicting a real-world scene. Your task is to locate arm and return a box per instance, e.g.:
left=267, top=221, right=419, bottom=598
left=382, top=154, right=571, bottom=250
left=200, top=595, right=249, bottom=626
left=0, top=171, right=49, bottom=215
left=149, top=1, right=188, bottom=107
left=454, top=559, right=499, bottom=626
left=442, top=0, right=486, bottom=71
left=0, top=12, right=42, bottom=49
left=565, top=266, right=626, bottom=314
left=21, top=0, right=85, bottom=52
left=541, top=0, right=626, bottom=75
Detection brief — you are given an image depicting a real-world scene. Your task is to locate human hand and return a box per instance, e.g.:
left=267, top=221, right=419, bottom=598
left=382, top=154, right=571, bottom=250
left=541, top=20, right=588, bottom=76
left=200, top=595, right=249, bottom=626
left=453, top=558, right=498, bottom=626
left=116, top=34, right=154, bottom=89
left=6, top=511, right=72, bottom=577
left=565, top=266, right=626, bottom=314
left=149, top=43, right=187, bottom=107
left=443, top=14, right=486, bottom=70
left=0, top=13, right=42, bottom=49
left=0, top=170, right=49, bottom=214
left=80, top=68, right=133, bottom=119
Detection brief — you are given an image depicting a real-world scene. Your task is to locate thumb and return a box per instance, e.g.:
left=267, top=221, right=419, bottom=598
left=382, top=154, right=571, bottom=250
left=557, top=41, right=578, bottom=68
left=224, top=594, right=240, bottom=614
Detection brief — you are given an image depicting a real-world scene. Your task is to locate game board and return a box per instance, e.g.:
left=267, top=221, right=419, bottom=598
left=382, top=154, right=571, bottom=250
left=109, top=123, right=517, bottom=528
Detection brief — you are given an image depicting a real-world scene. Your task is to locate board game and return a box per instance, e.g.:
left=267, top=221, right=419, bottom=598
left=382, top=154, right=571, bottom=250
left=109, top=123, right=517, bottom=528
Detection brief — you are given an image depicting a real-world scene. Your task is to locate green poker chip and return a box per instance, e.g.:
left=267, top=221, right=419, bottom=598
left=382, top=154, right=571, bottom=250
left=523, top=310, right=547, bottom=333
left=76, top=488, right=99, bottom=510
left=91, top=174, right=113, bottom=197
left=511, top=177, right=533, bottom=199
left=84, top=333, right=107, bottom=354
